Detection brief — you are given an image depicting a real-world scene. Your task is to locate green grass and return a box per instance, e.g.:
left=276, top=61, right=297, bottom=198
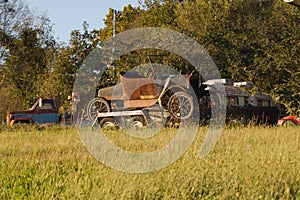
left=0, top=125, right=300, bottom=199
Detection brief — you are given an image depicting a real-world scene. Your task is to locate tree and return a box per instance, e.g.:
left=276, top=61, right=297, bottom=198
left=2, top=28, right=53, bottom=107
left=0, top=0, right=55, bottom=60
left=250, top=1, right=300, bottom=113
left=0, top=0, right=56, bottom=121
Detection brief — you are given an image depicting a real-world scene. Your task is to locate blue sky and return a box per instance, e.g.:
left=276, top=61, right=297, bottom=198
left=23, top=0, right=140, bottom=42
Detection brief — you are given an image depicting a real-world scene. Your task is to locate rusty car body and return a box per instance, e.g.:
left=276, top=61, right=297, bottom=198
left=86, top=70, right=198, bottom=128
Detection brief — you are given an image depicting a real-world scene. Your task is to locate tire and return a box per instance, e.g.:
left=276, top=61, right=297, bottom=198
left=99, top=117, right=116, bottom=130
left=87, top=97, right=110, bottom=122
left=130, top=116, right=146, bottom=128
left=167, top=91, right=194, bottom=120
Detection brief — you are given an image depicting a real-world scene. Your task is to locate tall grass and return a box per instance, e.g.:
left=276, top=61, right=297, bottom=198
left=0, top=125, right=299, bottom=199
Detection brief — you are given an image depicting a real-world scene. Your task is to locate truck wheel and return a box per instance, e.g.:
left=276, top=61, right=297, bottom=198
left=87, top=97, right=110, bottom=122
left=99, top=118, right=116, bottom=130
left=167, top=91, right=194, bottom=120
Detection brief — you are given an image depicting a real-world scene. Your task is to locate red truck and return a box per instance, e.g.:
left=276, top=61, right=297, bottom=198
left=6, top=98, right=70, bottom=125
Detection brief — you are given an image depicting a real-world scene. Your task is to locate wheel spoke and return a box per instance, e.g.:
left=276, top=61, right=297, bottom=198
left=168, top=92, right=194, bottom=120
left=87, top=98, right=110, bottom=121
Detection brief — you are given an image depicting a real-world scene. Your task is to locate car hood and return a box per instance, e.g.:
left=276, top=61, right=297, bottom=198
left=9, top=110, right=34, bottom=115
left=98, top=84, right=123, bottom=99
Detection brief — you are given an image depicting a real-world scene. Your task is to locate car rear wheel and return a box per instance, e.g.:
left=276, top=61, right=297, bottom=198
left=167, top=91, right=194, bottom=120
left=87, top=97, right=110, bottom=122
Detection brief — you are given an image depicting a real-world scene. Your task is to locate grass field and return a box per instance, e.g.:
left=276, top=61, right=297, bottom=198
left=0, top=125, right=299, bottom=199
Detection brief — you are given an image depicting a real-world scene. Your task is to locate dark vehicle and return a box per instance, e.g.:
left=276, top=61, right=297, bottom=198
left=277, top=110, right=300, bottom=126
left=203, top=79, right=280, bottom=125
left=7, top=98, right=65, bottom=125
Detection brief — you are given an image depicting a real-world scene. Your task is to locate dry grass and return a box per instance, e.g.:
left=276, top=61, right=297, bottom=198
left=0, top=125, right=299, bottom=199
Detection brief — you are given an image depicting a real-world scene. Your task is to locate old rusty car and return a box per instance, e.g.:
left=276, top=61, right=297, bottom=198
left=86, top=69, right=199, bottom=129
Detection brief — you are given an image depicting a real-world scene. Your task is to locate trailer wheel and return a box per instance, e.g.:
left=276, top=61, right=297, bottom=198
left=130, top=116, right=146, bottom=128
left=87, top=97, right=110, bottom=122
left=99, top=118, right=116, bottom=130
left=168, top=91, right=194, bottom=120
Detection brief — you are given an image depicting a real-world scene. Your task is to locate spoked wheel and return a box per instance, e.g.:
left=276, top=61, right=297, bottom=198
left=87, top=97, right=110, bottom=122
left=167, top=91, right=194, bottom=120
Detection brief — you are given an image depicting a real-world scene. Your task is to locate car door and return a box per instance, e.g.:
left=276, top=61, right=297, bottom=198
left=32, top=99, right=59, bottom=123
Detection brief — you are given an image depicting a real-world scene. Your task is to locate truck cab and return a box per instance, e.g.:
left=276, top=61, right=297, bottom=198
left=7, top=98, right=59, bottom=125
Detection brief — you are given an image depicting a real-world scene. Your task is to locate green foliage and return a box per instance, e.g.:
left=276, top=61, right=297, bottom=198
left=0, top=0, right=56, bottom=121
left=4, top=28, right=48, bottom=101
left=0, top=27, right=56, bottom=121
left=250, top=1, right=300, bottom=113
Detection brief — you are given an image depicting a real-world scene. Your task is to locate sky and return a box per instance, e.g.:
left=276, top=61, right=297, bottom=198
left=23, top=0, right=140, bottom=43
